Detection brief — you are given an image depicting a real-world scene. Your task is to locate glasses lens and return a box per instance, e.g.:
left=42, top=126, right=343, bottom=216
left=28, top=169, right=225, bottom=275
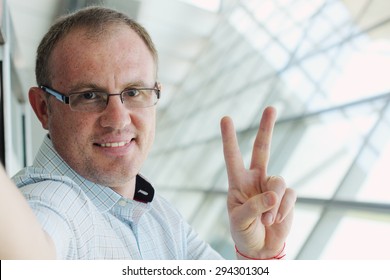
left=69, top=92, right=107, bottom=112
left=122, top=89, right=158, bottom=108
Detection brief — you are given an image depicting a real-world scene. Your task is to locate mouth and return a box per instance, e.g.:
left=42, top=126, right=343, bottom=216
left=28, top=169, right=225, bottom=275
left=94, top=139, right=134, bottom=148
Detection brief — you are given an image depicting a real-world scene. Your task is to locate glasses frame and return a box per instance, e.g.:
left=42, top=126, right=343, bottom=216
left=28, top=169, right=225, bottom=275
left=39, top=82, right=161, bottom=112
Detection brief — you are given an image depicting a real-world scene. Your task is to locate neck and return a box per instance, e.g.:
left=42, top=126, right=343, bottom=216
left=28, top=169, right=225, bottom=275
left=110, top=177, right=136, bottom=199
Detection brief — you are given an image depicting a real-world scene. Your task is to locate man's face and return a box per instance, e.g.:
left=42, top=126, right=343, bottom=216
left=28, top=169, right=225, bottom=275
left=45, top=25, right=157, bottom=195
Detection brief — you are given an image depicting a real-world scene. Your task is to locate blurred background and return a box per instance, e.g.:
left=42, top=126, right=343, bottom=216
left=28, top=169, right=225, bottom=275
left=1, top=0, right=390, bottom=259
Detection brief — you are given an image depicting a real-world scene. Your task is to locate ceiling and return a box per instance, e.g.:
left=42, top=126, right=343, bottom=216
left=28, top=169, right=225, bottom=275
left=6, top=0, right=390, bottom=106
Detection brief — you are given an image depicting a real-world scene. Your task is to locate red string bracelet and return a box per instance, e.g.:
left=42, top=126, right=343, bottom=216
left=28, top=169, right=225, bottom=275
left=235, top=242, right=286, bottom=260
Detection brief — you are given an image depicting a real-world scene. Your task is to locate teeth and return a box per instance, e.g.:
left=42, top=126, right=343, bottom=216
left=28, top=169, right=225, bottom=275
left=100, top=141, right=128, bottom=147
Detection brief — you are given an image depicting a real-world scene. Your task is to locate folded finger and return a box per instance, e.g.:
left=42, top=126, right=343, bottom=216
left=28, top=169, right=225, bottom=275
left=275, top=188, right=297, bottom=224
left=261, top=176, right=287, bottom=226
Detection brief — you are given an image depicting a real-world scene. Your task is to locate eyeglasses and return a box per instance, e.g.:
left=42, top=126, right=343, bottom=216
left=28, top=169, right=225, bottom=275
left=40, top=82, right=161, bottom=112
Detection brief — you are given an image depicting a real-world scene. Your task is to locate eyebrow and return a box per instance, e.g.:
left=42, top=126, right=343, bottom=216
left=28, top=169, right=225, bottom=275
left=67, top=80, right=153, bottom=92
left=124, top=80, right=154, bottom=88
left=67, top=82, right=103, bottom=93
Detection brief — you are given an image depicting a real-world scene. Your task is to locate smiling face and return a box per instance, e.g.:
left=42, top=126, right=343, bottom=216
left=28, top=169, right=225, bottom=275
left=38, top=25, right=157, bottom=197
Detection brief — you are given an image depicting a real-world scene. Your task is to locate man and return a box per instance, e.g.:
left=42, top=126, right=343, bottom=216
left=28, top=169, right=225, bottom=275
left=10, top=6, right=296, bottom=259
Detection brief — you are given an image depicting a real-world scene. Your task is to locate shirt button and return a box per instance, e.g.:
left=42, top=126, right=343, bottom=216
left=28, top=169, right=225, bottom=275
left=118, top=200, right=127, bottom=207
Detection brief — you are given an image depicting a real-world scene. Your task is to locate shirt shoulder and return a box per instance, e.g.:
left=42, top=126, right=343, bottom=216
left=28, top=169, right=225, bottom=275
left=13, top=168, right=100, bottom=259
left=14, top=167, right=88, bottom=212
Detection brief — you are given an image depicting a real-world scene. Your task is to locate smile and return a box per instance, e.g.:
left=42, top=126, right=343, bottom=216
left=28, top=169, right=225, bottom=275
left=97, top=141, right=131, bottom=147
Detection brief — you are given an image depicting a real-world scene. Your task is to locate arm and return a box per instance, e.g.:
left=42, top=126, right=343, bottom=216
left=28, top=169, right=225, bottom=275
left=220, top=106, right=296, bottom=259
left=0, top=165, right=56, bottom=259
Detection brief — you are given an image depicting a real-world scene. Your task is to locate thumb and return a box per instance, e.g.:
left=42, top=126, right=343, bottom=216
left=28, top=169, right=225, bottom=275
left=231, top=192, right=277, bottom=230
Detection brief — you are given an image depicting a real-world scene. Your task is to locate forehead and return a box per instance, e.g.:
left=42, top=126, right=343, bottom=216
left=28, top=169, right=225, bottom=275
left=49, top=25, right=156, bottom=88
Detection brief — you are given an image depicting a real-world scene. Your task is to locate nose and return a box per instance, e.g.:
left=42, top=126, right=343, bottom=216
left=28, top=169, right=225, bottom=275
left=99, top=95, right=131, bottom=130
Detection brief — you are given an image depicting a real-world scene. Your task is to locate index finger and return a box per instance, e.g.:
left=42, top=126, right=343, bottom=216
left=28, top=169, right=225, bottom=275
left=220, top=116, right=246, bottom=183
left=250, top=106, right=277, bottom=177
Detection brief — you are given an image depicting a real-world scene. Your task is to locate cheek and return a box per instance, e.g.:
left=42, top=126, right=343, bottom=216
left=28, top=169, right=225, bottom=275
left=48, top=108, right=92, bottom=141
left=146, top=111, right=156, bottom=140
left=135, top=110, right=156, bottom=146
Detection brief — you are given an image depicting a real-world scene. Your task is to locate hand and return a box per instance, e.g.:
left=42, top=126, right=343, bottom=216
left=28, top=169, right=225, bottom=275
left=220, top=106, right=296, bottom=259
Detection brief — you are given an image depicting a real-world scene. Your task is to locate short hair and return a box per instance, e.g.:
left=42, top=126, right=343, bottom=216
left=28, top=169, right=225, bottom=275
left=35, top=6, right=158, bottom=86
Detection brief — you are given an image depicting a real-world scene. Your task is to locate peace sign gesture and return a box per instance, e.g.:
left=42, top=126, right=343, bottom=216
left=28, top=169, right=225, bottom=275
left=220, top=106, right=296, bottom=259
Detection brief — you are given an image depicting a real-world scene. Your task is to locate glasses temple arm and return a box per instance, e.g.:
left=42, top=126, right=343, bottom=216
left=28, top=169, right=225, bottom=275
left=40, top=86, right=70, bottom=104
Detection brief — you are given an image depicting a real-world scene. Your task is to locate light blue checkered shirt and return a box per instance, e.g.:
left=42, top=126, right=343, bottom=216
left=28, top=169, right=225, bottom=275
left=13, top=135, right=223, bottom=260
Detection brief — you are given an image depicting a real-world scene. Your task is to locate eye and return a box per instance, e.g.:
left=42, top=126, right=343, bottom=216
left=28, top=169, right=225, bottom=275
left=124, top=89, right=140, bottom=97
left=70, top=91, right=105, bottom=105
left=81, top=92, right=99, bottom=100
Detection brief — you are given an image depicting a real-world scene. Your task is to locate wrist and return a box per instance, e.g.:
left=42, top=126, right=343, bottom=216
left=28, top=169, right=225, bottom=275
left=235, top=242, right=286, bottom=260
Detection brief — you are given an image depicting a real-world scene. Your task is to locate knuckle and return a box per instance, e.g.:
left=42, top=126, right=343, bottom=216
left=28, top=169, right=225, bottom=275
left=267, top=175, right=287, bottom=191
left=271, top=175, right=286, bottom=184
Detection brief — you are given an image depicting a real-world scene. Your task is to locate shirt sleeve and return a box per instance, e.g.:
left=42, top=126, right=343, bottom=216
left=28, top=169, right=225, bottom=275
left=185, top=220, right=224, bottom=260
left=19, top=181, right=84, bottom=259
left=26, top=200, right=75, bottom=259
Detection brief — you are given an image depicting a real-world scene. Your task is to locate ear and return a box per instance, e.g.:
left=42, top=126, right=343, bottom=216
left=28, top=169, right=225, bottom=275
left=28, top=87, right=50, bottom=130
